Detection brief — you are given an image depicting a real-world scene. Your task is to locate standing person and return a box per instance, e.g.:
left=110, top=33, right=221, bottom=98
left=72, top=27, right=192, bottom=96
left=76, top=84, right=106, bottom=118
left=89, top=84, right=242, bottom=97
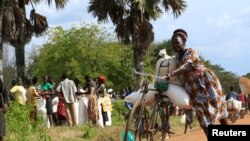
left=10, top=78, right=26, bottom=105
left=165, top=29, right=228, bottom=139
left=238, top=89, right=246, bottom=107
left=0, top=78, right=9, bottom=141
left=84, top=75, right=99, bottom=125
left=48, top=75, right=59, bottom=126
left=56, top=73, right=78, bottom=126
left=40, top=75, right=54, bottom=127
left=26, top=78, right=40, bottom=122
left=247, top=94, right=250, bottom=114
left=96, top=76, right=109, bottom=126
left=96, top=76, right=107, bottom=98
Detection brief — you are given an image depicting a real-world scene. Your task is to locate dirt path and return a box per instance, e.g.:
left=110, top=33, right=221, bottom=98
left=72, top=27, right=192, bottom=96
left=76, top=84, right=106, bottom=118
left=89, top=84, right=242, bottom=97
left=167, top=114, right=250, bottom=141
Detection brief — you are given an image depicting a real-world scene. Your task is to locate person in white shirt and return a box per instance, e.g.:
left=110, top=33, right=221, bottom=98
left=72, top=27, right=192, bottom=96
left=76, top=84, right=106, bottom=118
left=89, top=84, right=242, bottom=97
left=56, top=74, right=78, bottom=126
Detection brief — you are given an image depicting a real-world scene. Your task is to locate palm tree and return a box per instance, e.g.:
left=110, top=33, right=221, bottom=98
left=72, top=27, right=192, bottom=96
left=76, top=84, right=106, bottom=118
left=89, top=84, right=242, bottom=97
left=0, top=0, right=67, bottom=80
left=88, top=0, right=187, bottom=88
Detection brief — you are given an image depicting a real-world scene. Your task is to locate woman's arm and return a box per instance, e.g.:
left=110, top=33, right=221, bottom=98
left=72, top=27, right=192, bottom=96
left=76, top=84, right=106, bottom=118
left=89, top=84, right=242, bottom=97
left=166, top=62, right=191, bottom=79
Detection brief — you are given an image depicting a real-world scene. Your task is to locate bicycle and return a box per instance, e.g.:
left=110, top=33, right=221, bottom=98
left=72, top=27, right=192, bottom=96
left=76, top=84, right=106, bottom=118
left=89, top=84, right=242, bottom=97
left=123, top=70, right=174, bottom=141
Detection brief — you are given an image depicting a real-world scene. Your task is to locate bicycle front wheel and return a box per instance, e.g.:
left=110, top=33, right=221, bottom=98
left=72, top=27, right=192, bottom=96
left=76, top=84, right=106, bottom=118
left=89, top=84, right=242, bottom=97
left=124, top=101, right=149, bottom=141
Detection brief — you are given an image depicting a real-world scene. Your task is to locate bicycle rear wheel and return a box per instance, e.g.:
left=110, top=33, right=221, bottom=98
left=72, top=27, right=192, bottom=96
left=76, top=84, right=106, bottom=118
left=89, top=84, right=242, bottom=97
left=124, top=101, right=149, bottom=141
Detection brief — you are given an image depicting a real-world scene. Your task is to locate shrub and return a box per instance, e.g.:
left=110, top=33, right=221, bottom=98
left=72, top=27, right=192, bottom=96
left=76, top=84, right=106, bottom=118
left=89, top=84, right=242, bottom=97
left=5, top=101, right=51, bottom=141
left=111, top=99, right=129, bottom=125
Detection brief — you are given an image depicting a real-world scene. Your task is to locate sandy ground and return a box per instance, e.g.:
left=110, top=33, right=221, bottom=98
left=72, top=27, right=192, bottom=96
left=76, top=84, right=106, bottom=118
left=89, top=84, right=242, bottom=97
left=166, top=114, right=250, bottom=141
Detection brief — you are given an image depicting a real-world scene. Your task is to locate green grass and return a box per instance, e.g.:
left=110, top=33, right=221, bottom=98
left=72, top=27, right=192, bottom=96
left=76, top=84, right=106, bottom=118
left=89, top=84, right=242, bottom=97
left=4, top=100, right=200, bottom=141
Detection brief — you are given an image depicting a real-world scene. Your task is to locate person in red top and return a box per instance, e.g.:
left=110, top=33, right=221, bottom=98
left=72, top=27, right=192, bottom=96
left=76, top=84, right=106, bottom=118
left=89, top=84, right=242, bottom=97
left=238, top=89, right=246, bottom=107
left=247, top=94, right=250, bottom=114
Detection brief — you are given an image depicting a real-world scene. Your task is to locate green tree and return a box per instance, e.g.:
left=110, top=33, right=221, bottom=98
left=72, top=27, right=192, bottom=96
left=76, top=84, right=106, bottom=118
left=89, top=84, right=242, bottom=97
left=88, top=0, right=186, bottom=88
left=28, top=23, right=135, bottom=90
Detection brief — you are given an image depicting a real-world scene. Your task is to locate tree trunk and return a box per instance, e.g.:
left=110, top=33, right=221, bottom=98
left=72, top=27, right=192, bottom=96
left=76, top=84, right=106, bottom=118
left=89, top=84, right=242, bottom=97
left=0, top=1, right=3, bottom=81
left=133, top=46, right=144, bottom=89
left=15, top=43, right=25, bottom=79
left=0, top=43, right=3, bottom=81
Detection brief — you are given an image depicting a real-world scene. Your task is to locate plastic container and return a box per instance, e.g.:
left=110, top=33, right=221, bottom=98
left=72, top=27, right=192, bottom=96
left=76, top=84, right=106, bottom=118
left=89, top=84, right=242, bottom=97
left=121, top=131, right=135, bottom=141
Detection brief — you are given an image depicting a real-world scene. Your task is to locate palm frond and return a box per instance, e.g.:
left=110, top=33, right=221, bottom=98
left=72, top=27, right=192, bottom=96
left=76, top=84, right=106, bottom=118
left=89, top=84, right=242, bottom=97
left=30, top=9, right=49, bottom=37
left=54, top=0, right=68, bottom=9
left=88, top=0, right=116, bottom=23
left=162, top=0, right=187, bottom=18
left=115, top=19, right=130, bottom=44
left=25, top=18, right=34, bottom=42
left=108, top=4, right=125, bottom=24
left=137, top=20, right=154, bottom=52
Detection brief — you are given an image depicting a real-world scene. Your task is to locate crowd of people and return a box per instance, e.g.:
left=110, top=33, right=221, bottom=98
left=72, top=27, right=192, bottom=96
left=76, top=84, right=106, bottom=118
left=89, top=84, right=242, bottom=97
left=0, top=73, right=118, bottom=139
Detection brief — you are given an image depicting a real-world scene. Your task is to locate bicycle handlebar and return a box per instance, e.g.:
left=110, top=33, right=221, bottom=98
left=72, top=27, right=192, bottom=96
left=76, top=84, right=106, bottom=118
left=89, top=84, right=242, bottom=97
left=132, top=68, right=166, bottom=80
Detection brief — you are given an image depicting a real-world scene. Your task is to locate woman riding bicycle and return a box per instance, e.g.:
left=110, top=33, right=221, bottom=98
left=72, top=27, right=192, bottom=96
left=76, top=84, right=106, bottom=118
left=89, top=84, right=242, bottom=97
left=165, top=29, right=228, bottom=139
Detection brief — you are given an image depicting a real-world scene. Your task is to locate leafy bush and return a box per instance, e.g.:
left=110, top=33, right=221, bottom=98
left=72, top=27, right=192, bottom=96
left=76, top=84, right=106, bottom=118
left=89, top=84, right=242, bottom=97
left=111, top=99, right=129, bottom=125
left=5, top=101, right=51, bottom=141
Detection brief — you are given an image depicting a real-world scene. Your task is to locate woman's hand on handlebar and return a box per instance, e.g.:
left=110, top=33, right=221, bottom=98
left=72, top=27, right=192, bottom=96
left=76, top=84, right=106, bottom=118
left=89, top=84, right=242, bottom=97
left=164, top=73, right=172, bottom=80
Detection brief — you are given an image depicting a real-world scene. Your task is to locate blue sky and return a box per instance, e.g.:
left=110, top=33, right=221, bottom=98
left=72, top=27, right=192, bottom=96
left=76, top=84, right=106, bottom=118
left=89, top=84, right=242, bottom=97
left=26, top=0, right=250, bottom=76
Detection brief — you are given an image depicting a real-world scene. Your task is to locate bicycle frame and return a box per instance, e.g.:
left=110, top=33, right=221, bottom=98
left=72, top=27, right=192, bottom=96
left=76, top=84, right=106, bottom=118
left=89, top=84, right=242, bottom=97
left=133, top=86, right=172, bottom=141
left=124, top=69, right=172, bottom=141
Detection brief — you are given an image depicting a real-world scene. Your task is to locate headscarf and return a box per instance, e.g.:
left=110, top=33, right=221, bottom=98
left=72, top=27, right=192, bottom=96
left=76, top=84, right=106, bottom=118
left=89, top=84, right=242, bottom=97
left=98, top=76, right=106, bottom=84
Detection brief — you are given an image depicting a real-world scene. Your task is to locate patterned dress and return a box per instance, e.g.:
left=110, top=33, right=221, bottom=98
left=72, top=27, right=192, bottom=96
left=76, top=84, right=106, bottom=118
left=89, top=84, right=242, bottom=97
left=85, top=80, right=99, bottom=123
left=177, top=48, right=227, bottom=127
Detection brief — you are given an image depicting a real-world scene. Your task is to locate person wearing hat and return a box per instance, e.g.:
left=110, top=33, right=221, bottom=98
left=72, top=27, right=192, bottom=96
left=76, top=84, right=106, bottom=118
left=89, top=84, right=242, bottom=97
left=165, top=29, right=228, bottom=139
left=97, top=76, right=106, bottom=98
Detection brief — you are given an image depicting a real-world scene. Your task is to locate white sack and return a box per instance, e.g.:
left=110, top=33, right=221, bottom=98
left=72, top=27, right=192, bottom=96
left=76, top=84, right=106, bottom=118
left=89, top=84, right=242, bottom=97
left=227, top=98, right=242, bottom=111
left=96, top=98, right=104, bottom=128
left=162, top=84, right=190, bottom=108
left=155, top=56, right=183, bottom=86
left=78, top=96, right=89, bottom=124
left=125, top=89, right=142, bottom=104
left=52, top=97, right=59, bottom=113
left=105, top=111, right=112, bottom=126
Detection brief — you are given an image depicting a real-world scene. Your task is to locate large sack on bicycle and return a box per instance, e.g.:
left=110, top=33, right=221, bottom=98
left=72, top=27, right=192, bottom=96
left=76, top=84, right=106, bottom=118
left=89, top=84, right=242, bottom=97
left=227, top=98, right=242, bottom=111
left=239, top=77, right=250, bottom=95
left=162, top=84, right=191, bottom=108
left=155, top=55, right=183, bottom=86
left=125, top=89, right=142, bottom=104
left=145, top=83, right=191, bottom=108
